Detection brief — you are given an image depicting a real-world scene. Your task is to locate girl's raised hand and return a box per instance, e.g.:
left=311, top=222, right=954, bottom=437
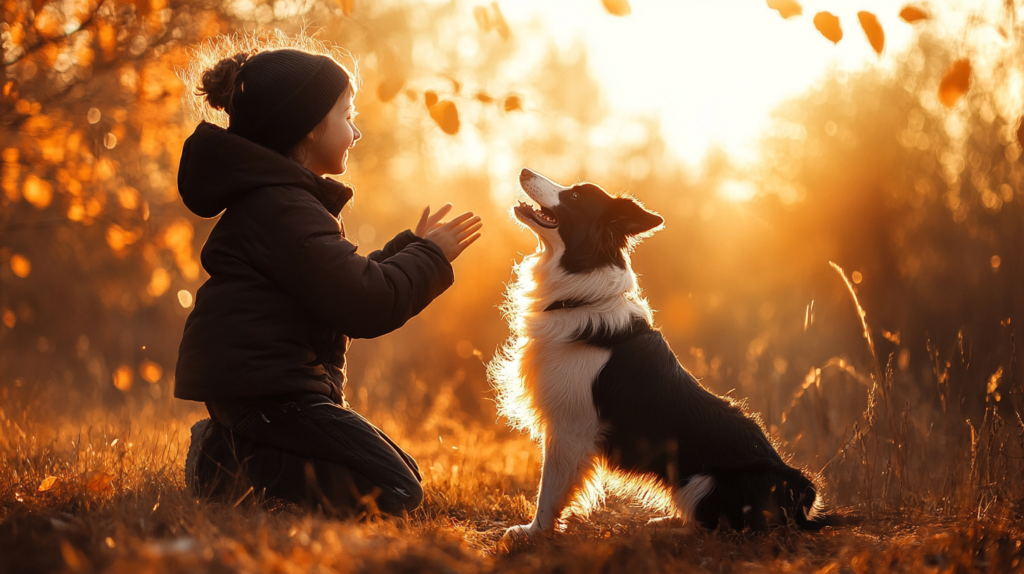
left=424, top=211, right=482, bottom=262
left=414, top=204, right=454, bottom=238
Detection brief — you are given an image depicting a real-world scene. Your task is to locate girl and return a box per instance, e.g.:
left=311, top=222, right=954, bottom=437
left=176, top=42, right=481, bottom=516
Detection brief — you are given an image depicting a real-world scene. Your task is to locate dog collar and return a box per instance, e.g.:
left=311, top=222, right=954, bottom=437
left=544, top=299, right=589, bottom=312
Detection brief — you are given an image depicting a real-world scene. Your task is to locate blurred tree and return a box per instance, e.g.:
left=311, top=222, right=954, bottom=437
left=0, top=0, right=531, bottom=406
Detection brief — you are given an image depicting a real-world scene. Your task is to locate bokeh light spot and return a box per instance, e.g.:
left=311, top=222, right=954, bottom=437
left=9, top=254, right=31, bottom=278
left=139, top=360, right=163, bottom=383
left=177, top=289, right=193, bottom=308
left=113, top=365, right=133, bottom=391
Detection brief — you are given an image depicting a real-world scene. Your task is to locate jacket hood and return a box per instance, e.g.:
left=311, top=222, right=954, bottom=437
left=177, top=121, right=353, bottom=218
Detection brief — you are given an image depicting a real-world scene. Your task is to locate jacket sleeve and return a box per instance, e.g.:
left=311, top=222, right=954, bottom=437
left=368, top=229, right=421, bottom=262
left=245, top=188, right=455, bottom=339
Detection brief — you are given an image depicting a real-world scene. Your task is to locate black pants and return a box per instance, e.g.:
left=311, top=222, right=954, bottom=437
left=194, top=394, right=423, bottom=517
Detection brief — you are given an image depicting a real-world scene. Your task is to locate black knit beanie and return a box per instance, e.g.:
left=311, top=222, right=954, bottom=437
left=226, top=49, right=349, bottom=154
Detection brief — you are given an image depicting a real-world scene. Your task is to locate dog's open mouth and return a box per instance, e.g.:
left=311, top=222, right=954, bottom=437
left=514, top=202, right=558, bottom=229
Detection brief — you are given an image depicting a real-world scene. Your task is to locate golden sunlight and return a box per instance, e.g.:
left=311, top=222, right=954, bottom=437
left=505, top=0, right=997, bottom=167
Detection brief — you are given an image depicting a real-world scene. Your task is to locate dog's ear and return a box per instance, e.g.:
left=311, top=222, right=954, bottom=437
left=608, top=197, right=664, bottom=237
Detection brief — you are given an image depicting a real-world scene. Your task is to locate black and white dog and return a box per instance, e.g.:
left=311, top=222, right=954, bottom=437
left=489, top=169, right=828, bottom=538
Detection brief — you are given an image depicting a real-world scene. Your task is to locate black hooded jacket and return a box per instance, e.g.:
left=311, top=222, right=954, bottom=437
left=173, top=122, right=454, bottom=403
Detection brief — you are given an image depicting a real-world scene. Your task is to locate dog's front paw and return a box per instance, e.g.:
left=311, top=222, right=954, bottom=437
left=502, top=523, right=542, bottom=542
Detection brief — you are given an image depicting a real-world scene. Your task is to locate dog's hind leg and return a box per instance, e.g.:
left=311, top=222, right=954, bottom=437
left=506, top=430, right=599, bottom=539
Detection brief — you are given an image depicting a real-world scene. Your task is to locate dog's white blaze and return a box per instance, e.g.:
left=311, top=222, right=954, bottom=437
left=519, top=168, right=566, bottom=207
left=675, top=474, right=715, bottom=523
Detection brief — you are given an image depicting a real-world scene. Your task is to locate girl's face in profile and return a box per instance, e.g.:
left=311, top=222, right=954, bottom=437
left=302, top=86, right=361, bottom=176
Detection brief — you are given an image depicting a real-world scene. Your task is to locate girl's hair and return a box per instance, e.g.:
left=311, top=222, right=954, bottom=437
left=178, top=30, right=359, bottom=129
left=197, top=52, right=250, bottom=114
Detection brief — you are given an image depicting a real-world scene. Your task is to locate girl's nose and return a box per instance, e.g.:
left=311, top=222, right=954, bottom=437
left=353, top=125, right=362, bottom=142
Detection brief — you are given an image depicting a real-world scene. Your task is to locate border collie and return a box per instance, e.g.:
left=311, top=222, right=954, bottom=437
left=489, top=169, right=828, bottom=539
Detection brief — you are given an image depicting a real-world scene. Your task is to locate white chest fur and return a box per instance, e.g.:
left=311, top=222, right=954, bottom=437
left=519, top=335, right=610, bottom=436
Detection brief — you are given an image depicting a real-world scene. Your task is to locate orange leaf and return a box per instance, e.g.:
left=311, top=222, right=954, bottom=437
left=766, top=0, right=802, bottom=20
left=84, top=470, right=114, bottom=493
left=938, top=59, right=971, bottom=108
left=858, top=11, right=884, bottom=56
left=602, top=0, right=631, bottom=17
left=424, top=91, right=438, bottom=108
left=473, top=5, right=491, bottom=31
left=376, top=78, right=405, bottom=103
left=1016, top=117, right=1024, bottom=149
left=491, top=1, right=510, bottom=39
left=38, top=476, right=59, bottom=492
left=429, top=100, right=460, bottom=135
left=503, top=95, right=523, bottom=112
left=814, top=12, right=842, bottom=44
left=899, top=6, right=928, bottom=23
left=474, top=92, right=495, bottom=104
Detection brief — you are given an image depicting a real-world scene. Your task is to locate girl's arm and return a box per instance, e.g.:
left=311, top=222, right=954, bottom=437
left=367, top=230, right=420, bottom=262
left=241, top=188, right=454, bottom=339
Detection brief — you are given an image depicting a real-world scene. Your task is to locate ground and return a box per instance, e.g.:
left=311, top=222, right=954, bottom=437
left=1, top=394, right=1021, bottom=574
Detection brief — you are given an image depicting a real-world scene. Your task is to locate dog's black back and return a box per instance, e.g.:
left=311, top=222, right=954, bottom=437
left=590, top=321, right=820, bottom=530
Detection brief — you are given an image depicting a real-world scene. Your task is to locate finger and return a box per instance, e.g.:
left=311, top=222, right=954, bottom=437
left=415, top=206, right=430, bottom=234
left=448, top=214, right=481, bottom=232
left=454, top=233, right=482, bottom=257
left=428, top=203, right=454, bottom=226
left=440, top=212, right=475, bottom=229
left=456, top=222, right=483, bottom=240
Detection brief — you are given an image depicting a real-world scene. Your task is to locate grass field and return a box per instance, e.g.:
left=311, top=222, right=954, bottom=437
left=2, top=377, right=1023, bottom=574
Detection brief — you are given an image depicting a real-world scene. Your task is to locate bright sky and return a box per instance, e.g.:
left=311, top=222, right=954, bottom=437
left=500, top=0, right=952, bottom=167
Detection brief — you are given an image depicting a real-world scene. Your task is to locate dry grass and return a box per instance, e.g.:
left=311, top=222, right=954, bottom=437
left=4, top=270, right=1024, bottom=573
left=2, top=378, right=1023, bottom=574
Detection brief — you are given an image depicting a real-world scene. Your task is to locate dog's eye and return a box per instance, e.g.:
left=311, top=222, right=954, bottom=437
left=572, top=192, right=579, bottom=199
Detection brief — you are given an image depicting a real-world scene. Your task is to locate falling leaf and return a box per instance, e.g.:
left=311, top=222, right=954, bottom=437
left=84, top=470, right=114, bottom=493
left=474, top=92, right=495, bottom=104
left=376, top=77, right=405, bottom=103
left=38, top=476, right=58, bottom=492
left=814, top=12, right=842, bottom=44
left=858, top=12, right=884, bottom=56
left=1015, top=116, right=1024, bottom=149
left=899, top=6, right=928, bottom=23
left=938, top=59, right=971, bottom=108
left=602, top=0, right=631, bottom=16
left=445, top=75, right=462, bottom=95
left=424, top=90, right=438, bottom=108
left=429, top=100, right=460, bottom=135
left=503, top=95, right=523, bottom=112
left=491, top=1, right=511, bottom=39
left=766, top=0, right=802, bottom=19
left=337, top=0, right=354, bottom=16
left=473, top=5, right=491, bottom=31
